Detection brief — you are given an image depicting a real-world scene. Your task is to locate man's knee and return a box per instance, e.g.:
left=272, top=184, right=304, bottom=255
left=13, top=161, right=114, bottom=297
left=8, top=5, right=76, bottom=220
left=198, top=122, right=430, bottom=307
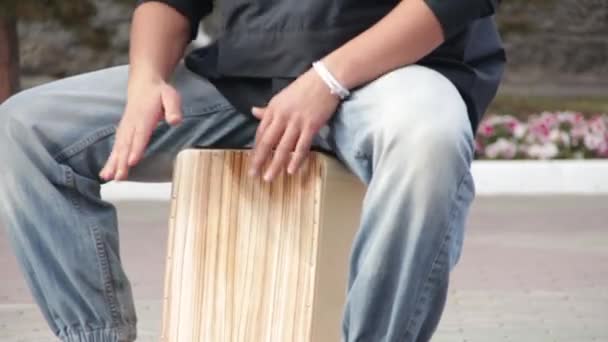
left=0, top=92, right=25, bottom=146
left=366, top=68, right=475, bottom=173
left=0, top=88, right=49, bottom=159
left=0, top=93, right=37, bottom=193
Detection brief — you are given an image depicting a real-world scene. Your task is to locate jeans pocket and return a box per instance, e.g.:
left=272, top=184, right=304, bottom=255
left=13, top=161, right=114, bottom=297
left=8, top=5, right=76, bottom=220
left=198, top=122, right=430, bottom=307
left=53, top=125, right=117, bottom=163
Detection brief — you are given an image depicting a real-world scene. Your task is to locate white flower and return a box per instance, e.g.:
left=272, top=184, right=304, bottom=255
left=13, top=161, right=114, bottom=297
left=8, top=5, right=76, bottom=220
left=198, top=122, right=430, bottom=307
left=484, top=138, right=517, bottom=159
left=549, top=129, right=571, bottom=147
left=573, top=151, right=584, bottom=159
left=549, top=129, right=561, bottom=142
left=560, top=132, right=571, bottom=147
left=513, top=124, right=527, bottom=139
left=557, top=111, right=577, bottom=124
left=527, top=143, right=559, bottom=160
left=584, top=134, right=604, bottom=151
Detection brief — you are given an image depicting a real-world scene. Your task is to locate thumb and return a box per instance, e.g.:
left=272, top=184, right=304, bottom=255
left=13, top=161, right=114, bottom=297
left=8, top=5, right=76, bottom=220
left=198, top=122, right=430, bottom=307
left=161, top=84, right=184, bottom=126
left=251, top=106, right=265, bottom=119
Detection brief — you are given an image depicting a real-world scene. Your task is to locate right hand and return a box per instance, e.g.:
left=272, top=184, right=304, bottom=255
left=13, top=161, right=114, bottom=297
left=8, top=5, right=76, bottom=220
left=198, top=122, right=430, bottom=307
left=99, top=79, right=183, bottom=181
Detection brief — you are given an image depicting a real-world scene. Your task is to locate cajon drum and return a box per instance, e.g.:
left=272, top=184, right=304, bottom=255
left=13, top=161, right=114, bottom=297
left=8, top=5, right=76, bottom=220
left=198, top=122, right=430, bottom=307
left=161, top=149, right=365, bottom=342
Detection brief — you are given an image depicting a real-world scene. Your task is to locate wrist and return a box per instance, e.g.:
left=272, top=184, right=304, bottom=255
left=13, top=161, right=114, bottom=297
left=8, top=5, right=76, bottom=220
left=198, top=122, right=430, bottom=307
left=320, top=55, right=352, bottom=90
left=312, top=60, right=351, bottom=100
left=127, top=66, right=165, bottom=94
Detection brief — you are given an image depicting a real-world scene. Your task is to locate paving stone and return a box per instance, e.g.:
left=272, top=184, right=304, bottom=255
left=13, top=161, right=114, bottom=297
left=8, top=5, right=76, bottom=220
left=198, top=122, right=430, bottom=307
left=1, top=197, right=607, bottom=341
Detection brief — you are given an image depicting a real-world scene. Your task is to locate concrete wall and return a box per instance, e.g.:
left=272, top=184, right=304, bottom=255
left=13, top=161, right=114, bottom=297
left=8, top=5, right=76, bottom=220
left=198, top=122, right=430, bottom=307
left=497, top=0, right=608, bottom=95
left=17, top=0, right=132, bottom=88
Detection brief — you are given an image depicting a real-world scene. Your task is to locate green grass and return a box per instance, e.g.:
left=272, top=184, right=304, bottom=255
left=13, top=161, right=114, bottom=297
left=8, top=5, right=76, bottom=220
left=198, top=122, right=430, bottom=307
left=487, top=95, right=608, bottom=118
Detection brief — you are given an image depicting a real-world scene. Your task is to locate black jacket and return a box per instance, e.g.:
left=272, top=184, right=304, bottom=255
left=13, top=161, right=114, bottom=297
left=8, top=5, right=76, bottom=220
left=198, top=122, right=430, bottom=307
left=135, top=0, right=506, bottom=133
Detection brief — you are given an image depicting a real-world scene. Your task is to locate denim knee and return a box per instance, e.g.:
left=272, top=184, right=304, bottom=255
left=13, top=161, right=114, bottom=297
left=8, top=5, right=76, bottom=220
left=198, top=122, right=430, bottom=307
left=0, top=92, right=30, bottom=170
left=0, top=89, right=42, bottom=151
left=0, top=89, right=69, bottom=192
left=368, top=99, right=474, bottom=185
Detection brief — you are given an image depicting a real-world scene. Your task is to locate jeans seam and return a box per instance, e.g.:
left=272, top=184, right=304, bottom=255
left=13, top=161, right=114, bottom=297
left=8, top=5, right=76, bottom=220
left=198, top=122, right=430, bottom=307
left=400, top=169, right=471, bottom=341
left=62, top=166, right=122, bottom=327
left=51, top=103, right=233, bottom=164
left=90, top=223, right=122, bottom=326
left=354, top=149, right=370, bottom=160
left=53, top=125, right=117, bottom=163
left=61, top=323, right=136, bottom=342
left=185, top=102, right=233, bottom=117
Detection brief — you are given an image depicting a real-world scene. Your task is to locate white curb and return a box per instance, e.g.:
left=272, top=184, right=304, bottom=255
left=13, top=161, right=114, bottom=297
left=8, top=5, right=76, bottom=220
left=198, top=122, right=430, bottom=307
left=470, top=160, right=608, bottom=195
left=101, top=182, right=172, bottom=201
left=100, top=160, right=608, bottom=201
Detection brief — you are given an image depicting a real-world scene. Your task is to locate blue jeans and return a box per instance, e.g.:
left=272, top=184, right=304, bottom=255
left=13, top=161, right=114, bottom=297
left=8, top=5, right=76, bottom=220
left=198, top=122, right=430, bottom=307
left=0, top=62, right=475, bottom=342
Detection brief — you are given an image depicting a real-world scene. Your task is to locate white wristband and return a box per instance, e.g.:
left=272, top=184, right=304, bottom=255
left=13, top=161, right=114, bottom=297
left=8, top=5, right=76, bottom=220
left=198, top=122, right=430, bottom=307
left=312, top=61, right=350, bottom=100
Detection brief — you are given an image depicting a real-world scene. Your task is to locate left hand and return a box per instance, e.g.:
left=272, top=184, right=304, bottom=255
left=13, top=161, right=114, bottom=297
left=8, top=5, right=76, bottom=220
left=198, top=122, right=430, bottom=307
left=249, top=67, right=341, bottom=181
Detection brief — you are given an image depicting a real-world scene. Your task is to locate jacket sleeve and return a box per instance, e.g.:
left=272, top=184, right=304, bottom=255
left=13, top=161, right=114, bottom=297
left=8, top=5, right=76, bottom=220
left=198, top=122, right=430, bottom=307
left=423, top=0, right=500, bottom=39
left=135, top=0, right=213, bottom=41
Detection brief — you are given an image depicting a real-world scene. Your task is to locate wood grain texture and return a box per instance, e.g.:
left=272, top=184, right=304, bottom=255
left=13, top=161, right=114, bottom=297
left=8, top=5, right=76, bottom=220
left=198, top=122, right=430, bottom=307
left=161, top=149, right=365, bottom=342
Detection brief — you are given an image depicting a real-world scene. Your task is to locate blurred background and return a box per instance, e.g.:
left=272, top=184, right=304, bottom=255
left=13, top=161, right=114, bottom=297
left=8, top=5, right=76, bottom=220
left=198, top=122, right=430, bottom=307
left=2, top=0, right=607, bottom=112
left=1, top=0, right=607, bottom=341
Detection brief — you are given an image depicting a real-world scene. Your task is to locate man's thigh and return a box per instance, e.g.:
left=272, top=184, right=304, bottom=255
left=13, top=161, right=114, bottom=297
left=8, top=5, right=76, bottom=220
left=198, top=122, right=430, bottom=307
left=0, top=63, right=258, bottom=183
left=326, top=63, right=475, bottom=183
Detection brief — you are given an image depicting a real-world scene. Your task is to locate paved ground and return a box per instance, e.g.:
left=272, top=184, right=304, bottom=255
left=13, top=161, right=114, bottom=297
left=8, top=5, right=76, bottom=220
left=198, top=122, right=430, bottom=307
left=1, top=196, right=607, bottom=341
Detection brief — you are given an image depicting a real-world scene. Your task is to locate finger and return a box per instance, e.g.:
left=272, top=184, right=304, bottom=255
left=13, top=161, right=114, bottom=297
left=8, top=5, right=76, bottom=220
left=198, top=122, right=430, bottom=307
left=250, top=116, right=286, bottom=177
left=264, top=123, right=300, bottom=182
left=128, top=124, right=155, bottom=167
left=99, top=149, right=119, bottom=180
left=162, top=84, right=183, bottom=126
left=254, top=109, right=272, bottom=144
left=113, top=125, right=136, bottom=181
left=249, top=110, right=273, bottom=175
left=99, top=122, right=126, bottom=180
left=251, top=106, right=265, bottom=119
left=287, top=127, right=315, bottom=174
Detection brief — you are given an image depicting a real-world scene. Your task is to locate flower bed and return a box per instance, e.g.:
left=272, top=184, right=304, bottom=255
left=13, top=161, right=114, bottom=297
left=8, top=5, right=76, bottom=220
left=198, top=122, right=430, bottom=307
left=476, top=112, right=608, bottom=159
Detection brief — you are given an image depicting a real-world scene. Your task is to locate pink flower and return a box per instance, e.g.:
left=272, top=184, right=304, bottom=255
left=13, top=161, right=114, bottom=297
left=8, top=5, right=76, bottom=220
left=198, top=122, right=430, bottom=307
left=507, top=121, right=517, bottom=130
left=589, top=116, right=607, bottom=134
left=540, top=112, right=558, bottom=127
left=474, top=139, right=484, bottom=154
left=477, top=112, right=608, bottom=159
left=479, top=123, right=494, bottom=137
left=570, top=124, right=588, bottom=140
left=597, top=141, right=608, bottom=157
left=528, top=118, right=551, bottom=143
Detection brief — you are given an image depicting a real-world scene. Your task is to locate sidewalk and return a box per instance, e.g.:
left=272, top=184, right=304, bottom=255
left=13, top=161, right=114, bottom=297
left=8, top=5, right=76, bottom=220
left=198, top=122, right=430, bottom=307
left=1, top=196, right=607, bottom=341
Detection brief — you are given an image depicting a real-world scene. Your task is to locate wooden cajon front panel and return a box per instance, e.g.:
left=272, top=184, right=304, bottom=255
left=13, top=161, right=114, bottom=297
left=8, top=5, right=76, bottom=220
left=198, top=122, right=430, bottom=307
left=161, top=149, right=365, bottom=342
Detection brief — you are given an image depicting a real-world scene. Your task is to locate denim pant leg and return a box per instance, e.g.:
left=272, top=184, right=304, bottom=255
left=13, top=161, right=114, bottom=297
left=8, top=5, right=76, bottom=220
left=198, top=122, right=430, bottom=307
left=327, top=65, right=476, bottom=342
left=0, top=63, right=258, bottom=341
